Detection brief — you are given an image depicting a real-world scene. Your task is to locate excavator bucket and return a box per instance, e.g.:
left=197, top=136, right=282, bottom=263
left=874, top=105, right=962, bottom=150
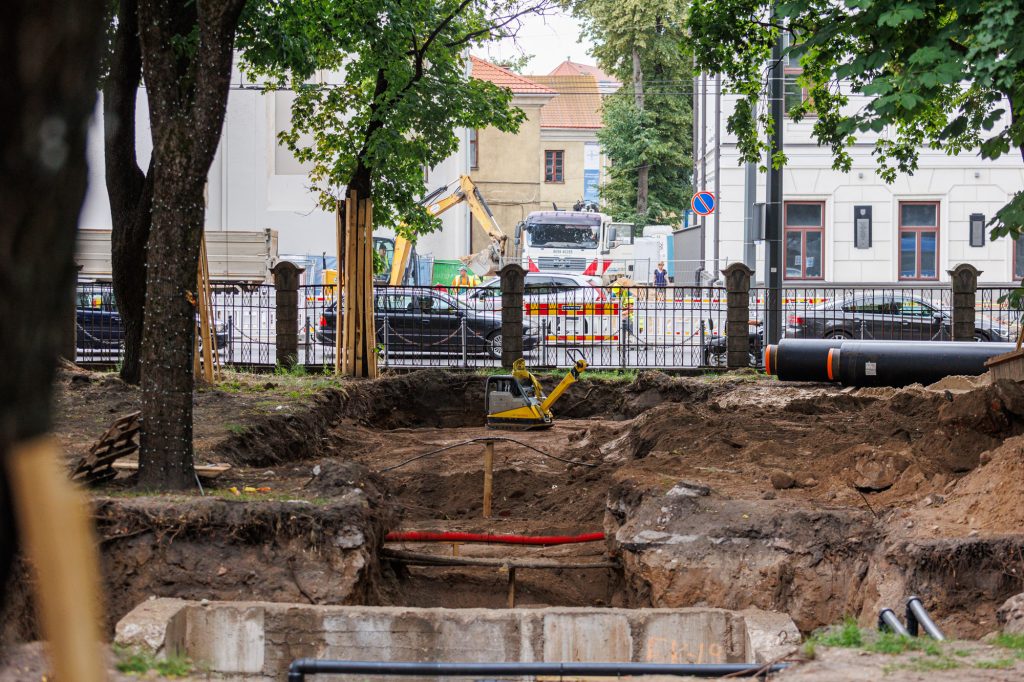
left=463, top=243, right=500, bottom=278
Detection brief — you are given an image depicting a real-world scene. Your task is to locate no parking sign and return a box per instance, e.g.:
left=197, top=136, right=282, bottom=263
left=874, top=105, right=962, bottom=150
left=691, top=191, right=716, bottom=216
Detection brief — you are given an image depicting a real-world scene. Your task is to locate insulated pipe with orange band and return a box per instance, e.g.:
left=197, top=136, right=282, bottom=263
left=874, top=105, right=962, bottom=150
left=765, top=339, right=844, bottom=382
left=385, top=531, right=605, bottom=545
left=827, top=348, right=837, bottom=381
left=833, top=340, right=1015, bottom=387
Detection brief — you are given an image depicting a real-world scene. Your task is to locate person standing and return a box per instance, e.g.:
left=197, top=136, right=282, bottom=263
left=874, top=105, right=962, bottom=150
left=653, top=262, right=669, bottom=302
left=450, top=265, right=478, bottom=293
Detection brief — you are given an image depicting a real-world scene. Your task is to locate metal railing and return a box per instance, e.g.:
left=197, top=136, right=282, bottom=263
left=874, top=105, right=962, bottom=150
left=748, top=285, right=1012, bottom=342
left=76, top=278, right=1024, bottom=372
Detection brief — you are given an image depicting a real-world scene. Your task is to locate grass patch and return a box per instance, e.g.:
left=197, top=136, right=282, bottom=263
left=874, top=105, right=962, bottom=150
left=225, top=423, right=248, bottom=435
left=865, top=631, right=942, bottom=656
left=807, top=618, right=864, bottom=649
left=114, top=646, right=192, bottom=677
left=994, top=633, right=1024, bottom=651
left=207, top=488, right=330, bottom=505
left=883, top=657, right=960, bottom=673
left=975, top=658, right=1016, bottom=669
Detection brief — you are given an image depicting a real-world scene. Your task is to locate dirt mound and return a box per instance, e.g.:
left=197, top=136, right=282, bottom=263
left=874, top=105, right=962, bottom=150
left=910, top=435, right=1024, bottom=536
left=305, top=459, right=388, bottom=499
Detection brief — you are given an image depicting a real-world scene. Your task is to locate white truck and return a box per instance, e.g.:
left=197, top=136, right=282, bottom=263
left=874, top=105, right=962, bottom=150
left=515, top=210, right=670, bottom=283
left=76, top=228, right=279, bottom=282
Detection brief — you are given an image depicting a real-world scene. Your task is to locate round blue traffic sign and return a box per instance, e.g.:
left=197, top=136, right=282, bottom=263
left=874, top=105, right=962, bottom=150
left=691, top=191, right=716, bottom=216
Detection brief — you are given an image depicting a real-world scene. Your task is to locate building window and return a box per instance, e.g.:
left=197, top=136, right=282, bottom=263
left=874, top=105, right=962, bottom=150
left=783, top=35, right=811, bottom=115
left=784, top=202, right=824, bottom=280
left=898, top=201, right=939, bottom=280
left=544, top=150, right=564, bottom=183
left=469, top=129, right=478, bottom=170
left=1014, top=237, right=1024, bottom=279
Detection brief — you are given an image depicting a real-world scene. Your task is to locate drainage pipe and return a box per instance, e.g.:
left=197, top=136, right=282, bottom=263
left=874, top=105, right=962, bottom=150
left=385, top=530, right=604, bottom=545
left=831, top=341, right=1015, bottom=387
left=878, top=608, right=910, bottom=637
left=906, top=596, right=946, bottom=640
left=286, top=659, right=789, bottom=681
left=764, top=339, right=844, bottom=382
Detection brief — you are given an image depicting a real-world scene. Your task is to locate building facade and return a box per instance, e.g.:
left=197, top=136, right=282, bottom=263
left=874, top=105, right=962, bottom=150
left=79, top=63, right=472, bottom=277
left=695, top=77, right=1024, bottom=285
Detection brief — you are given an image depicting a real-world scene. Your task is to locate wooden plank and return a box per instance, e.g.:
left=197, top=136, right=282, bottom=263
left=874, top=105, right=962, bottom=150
left=354, top=196, right=367, bottom=376
left=9, top=436, right=107, bottom=682
left=364, top=198, right=377, bottom=377
left=111, top=461, right=231, bottom=478
left=197, top=233, right=214, bottom=383
left=482, top=440, right=494, bottom=518
left=382, top=549, right=616, bottom=570
left=343, top=191, right=359, bottom=375
left=201, top=238, right=221, bottom=379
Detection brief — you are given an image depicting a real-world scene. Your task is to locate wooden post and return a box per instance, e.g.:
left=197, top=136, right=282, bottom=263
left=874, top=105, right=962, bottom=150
left=506, top=565, right=517, bottom=608
left=364, top=200, right=377, bottom=377
left=336, top=191, right=378, bottom=378
left=482, top=440, right=495, bottom=518
left=196, top=235, right=214, bottom=383
left=201, top=239, right=221, bottom=379
left=8, top=437, right=107, bottom=682
left=334, top=200, right=343, bottom=374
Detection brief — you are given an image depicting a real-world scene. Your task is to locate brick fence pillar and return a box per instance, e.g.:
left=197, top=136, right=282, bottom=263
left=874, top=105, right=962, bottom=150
left=499, top=263, right=525, bottom=368
left=272, top=261, right=305, bottom=368
left=722, top=262, right=754, bottom=369
left=948, top=263, right=981, bottom=342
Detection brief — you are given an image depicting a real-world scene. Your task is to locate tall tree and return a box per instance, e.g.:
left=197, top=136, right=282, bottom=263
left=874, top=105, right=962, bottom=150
left=136, top=0, right=247, bottom=490
left=572, top=0, right=693, bottom=227
left=1, top=0, right=105, bottom=603
left=104, top=0, right=154, bottom=386
left=239, top=0, right=549, bottom=238
left=689, top=0, right=1024, bottom=237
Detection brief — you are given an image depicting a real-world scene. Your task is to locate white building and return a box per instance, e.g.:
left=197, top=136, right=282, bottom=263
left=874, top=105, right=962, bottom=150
left=694, top=71, right=1024, bottom=285
left=80, top=65, right=472, bottom=278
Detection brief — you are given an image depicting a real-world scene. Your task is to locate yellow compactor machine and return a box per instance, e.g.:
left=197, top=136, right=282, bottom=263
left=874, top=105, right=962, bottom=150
left=485, top=353, right=588, bottom=430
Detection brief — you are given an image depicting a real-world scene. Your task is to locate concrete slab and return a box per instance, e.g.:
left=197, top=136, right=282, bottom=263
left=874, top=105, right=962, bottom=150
left=115, top=600, right=800, bottom=681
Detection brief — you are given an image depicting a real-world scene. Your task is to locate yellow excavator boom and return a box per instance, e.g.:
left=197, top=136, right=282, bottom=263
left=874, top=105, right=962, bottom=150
left=540, top=358, right=588, bottom=413
left=388, top=175, right=505, bottom=285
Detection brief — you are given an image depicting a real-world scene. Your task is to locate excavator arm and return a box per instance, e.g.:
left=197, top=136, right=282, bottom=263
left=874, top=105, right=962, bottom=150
left=388, top=175, right=506, bottom=285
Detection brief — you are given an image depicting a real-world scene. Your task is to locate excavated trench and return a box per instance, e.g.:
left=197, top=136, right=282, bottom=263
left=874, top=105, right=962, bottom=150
left=6, top=369, right=1024, bottom=646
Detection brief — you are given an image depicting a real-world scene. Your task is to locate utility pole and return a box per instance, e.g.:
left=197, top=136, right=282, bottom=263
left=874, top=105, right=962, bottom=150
left=765, top=23, right=784, bottom=345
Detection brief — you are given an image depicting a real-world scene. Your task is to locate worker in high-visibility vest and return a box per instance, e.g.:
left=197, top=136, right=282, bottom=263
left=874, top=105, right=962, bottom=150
left=611, top=278, right=637, bottom=337
left=450, top=266, right=479, bottom=292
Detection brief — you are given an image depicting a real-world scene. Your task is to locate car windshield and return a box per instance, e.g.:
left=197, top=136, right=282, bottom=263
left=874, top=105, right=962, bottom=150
left=525, top=223, right=599, bottom=249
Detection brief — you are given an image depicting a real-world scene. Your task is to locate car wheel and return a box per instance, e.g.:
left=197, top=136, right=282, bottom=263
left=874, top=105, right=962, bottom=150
left=487, top=331, right=502, bottom=359
left=973, top=331, right=989, bottom=342
left=704, top=348, right=727, bottom=367
left=825, top=331, right=850, bottom=340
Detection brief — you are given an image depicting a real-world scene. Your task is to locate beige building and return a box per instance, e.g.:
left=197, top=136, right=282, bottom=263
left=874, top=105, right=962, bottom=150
left=468, top=57, right=606, bottom=254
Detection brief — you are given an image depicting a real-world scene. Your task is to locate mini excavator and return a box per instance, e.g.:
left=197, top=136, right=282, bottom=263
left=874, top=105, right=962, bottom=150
left=485, top=352, right=588, bottom=430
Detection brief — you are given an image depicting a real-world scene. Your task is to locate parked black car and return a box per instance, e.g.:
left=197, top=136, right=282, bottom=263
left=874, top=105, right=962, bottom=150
left=76, top=288, right=230, bottom=350
left=785, top=293, right=1009, bottom=342
left=317, top=287, right=536, bottom=359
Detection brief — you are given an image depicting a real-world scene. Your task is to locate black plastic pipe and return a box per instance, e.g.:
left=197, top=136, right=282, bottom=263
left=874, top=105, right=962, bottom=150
left=286, top=659, right=789, bottom=681
left=878, top=608, right=910, bottom=636
left=906, top=596, right=946, bottom=640
left=764, top=339, right=844, bottom=381
left=831, top=341, right=1015, bottom=387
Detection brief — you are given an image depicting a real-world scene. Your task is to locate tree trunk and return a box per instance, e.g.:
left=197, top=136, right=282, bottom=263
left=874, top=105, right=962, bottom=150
left=138, top=160, right=205, bottom=490
left=0, top=0, right=104, bottom=601
left=105, top=0, right=153, bottom=385
left=135, top=0, right=245, bottom=489
left=633, top=46, right=649, bottom=217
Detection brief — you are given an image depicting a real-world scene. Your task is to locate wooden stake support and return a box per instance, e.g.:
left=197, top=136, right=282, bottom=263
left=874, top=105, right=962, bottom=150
left=195, top=232, right=216, bottom=383
left=8, top=436, right=107, bottom=682
left=336, top=190, right=378, bottom=378
left=507, top=566, right=517, bottom=608
left=482, top=440, right=495, bottom=518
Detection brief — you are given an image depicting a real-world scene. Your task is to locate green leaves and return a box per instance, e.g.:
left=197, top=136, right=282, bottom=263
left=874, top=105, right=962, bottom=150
left=240, top=0, right=536, bottom=235
left=689, top=0, right=1024, bottom=242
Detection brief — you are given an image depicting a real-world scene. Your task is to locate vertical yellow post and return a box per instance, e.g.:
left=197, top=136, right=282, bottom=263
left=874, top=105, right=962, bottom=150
left=482, top=440, right=494, bottom=518
left=9, top=437, right=107, bottom=682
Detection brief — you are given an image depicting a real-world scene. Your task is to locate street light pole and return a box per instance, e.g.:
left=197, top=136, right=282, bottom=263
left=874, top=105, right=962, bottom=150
left=765, top=19, right=785, bottom=345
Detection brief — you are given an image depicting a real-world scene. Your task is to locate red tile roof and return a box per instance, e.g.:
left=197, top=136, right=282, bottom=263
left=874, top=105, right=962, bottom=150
left=470, top=56, right=556, bottom=94
left=549, top=60, right=620, bottom=85
left=529, top=75, right=603, bottom=129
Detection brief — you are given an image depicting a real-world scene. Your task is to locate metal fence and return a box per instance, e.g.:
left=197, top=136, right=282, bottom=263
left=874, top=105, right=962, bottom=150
left=76, top=278, right=1024, bottom=372
left=748, top=285, right=1016, bottom=342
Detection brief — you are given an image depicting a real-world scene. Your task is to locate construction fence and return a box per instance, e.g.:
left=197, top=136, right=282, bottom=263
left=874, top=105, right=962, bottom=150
left=75, top=262, right=1020, bottom=372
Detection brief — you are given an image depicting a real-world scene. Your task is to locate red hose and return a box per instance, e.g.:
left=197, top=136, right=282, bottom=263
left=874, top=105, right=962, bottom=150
left=385, top=530, right=605, bottom=545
